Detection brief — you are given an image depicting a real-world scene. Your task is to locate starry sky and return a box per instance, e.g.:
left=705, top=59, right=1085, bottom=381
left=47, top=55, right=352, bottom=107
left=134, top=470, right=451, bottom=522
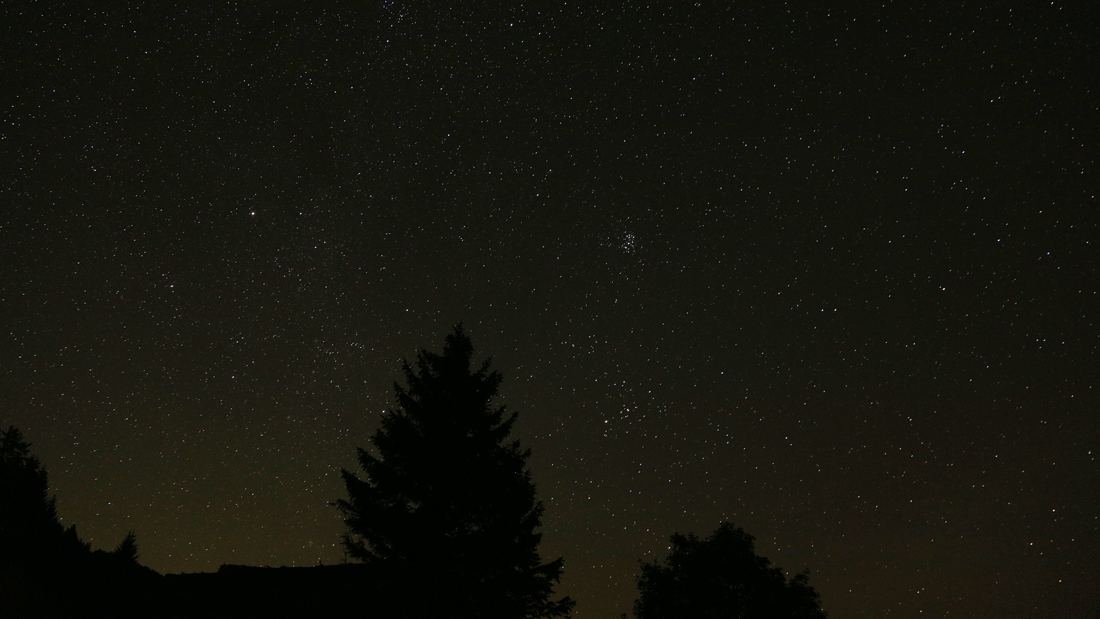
left=2, top=2, right=1097, bottom=617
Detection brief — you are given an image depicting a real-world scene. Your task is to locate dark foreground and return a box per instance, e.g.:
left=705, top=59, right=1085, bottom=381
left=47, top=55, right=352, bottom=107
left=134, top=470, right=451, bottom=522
left=4, top=563, right=423, bottom=618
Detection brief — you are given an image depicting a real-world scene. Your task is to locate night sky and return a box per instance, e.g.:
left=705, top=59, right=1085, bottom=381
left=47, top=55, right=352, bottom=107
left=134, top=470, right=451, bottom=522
left=2, top=2, right=1097, bottom=617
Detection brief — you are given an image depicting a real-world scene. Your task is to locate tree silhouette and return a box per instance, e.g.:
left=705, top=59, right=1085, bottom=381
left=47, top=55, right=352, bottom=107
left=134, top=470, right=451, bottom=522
left=112, top=530, right=140, bottom=564
left=0, top=426, right=137, bottom=616
left=1, top=425, right=156, bottom=617
left=633, top=523, right=827, bottom=619
left=335, top=326, right=574, bottom=619
left=0, top=424, right=75, bottom=565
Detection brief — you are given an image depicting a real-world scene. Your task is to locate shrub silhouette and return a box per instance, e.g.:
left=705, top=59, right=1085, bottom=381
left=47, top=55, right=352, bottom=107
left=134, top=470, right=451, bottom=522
left=633, top=522, right=827, bottom=619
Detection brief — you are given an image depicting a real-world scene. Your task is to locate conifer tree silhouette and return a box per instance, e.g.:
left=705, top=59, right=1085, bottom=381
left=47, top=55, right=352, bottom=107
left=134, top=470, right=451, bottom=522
left=1, top=426, right=158, bottom=618
left=0, top=426, right=145, bottom=570
left=336, top=326, right=574, bottom=618
left=113, top=531, right=140, bottom=564
left=0, top=425, right=70, bottom=566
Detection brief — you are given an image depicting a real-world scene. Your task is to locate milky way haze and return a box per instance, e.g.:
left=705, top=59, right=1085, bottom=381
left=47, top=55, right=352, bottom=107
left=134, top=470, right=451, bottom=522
left=2, top=3, right=1097, bottom=617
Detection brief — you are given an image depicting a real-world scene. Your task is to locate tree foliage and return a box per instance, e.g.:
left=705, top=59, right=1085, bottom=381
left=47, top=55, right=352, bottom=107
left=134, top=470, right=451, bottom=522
left=335, top=326, right=574, bottom=618
left=113, top=530, right=140, bottom=564
left=634, top=523, right=827, bottom=619
left=1, top=425, right=156, bottom=617
left=0, top=424, right=74, bottom=564
left=1, top=425, right=146, bottom=568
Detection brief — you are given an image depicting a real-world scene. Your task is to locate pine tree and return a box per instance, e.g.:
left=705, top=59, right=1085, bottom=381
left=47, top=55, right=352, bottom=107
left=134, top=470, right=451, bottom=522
left=336, top=326, right=574, bottom=619
left=112, top=531, right=140, bottom=563
left=0, top=425, right=67, bottom=565
left=0, top=426, right=142, bottom=567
